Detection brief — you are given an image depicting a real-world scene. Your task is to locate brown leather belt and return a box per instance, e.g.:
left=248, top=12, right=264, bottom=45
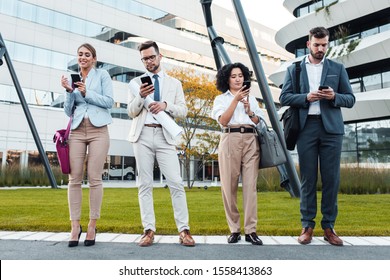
left=145, top=124, right=162, bottom=128
left=307, top=115, right=321, bottom=119
left=222, top=126, right=255, bottom=133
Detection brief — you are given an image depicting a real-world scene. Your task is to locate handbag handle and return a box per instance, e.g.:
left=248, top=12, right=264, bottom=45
left=64, top=106, right=75, bottom=140
left=64, top=116, right=72, bottom=140
left=257, top=115, right=268, bottom=130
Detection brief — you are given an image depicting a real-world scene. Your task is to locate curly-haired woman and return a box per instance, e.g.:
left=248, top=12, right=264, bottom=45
left=211, top=62, right=264, bottom=245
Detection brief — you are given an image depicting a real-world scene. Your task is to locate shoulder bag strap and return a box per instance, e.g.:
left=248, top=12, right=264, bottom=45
left=64, top=106, right=75, bottom=140
left=294, top=61, right=301, bottom=93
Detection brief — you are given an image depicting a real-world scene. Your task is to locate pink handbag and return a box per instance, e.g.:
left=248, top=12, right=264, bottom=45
left=53, top=117, right=72, bottom=174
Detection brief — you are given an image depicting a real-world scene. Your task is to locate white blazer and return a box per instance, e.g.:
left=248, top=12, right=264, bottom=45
left=127, top=72, right=187, bottom=145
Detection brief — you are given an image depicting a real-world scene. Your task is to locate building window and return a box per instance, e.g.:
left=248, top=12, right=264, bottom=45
left=363, top=73, right=382, bottom=92
left=382, top=71, right=390, bottom=89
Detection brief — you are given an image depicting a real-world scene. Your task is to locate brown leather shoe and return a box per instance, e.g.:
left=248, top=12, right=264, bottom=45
left=179, top=229, right=195, bottom=247
left=298, top=227, right=313, bottom=245
left=324, top=228, right=343, bottom=246
left=138, top=229, right=154, bottom=247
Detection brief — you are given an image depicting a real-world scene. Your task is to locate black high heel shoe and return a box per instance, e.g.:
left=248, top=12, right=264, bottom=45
left=84, top=228, right=97, bottom=246
left=68, top=225, right=82, bottom=247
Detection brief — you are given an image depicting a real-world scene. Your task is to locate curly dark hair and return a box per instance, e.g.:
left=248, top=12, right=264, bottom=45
left=216, top=62, right=251, bottom=93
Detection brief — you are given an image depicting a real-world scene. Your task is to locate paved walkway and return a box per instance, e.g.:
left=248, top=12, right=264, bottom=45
left=1, top=230, right=390, bottom=246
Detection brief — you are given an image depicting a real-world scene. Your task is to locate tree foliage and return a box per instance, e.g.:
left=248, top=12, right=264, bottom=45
left=167, top=68, right=221, bottom=188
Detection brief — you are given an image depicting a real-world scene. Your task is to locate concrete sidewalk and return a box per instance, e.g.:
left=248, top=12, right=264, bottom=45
left=1, top=230, right=390, bottom=246
left=1, top=230, right=390, bottom=260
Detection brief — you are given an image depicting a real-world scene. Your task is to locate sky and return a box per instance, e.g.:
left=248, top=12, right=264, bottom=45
left=212, top=0, right=294, bottom=30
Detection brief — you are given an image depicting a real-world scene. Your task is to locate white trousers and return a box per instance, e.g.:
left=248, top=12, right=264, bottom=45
left=133, top=126, right=190, bottom=233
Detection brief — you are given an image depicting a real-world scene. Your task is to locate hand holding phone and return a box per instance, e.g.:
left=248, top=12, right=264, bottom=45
left=141, top=76, right=153, bottom=86
left=318, top=85, right=329, bottom=90
left=71, top=74, right=81, bottom=88
left=243, top=80, right=251, bottom=89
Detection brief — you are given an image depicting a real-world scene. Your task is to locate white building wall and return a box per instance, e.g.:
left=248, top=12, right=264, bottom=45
left=0, top=0, right=292, bottom=172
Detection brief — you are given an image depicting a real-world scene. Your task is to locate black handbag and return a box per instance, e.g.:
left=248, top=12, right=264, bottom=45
left=256, top=117, right=287, bottom=169
left=280, top=61, right=301, bottom=151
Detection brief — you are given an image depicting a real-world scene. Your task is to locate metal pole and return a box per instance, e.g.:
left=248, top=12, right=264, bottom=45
left=0, top=33, right=58, bottom=189
left=200, top=0, right=231, bottom=66
left=231, top=0, right=300, bottom=197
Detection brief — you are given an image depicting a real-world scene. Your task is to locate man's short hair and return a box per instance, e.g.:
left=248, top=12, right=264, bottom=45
left=138, top=40, right=160, bottom=54
left=309, top=27, right=329, bottom=40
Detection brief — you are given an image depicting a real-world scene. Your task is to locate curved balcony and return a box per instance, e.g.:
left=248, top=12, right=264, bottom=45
left=342, top=88, right=390, bottom=123
left=270, top=27, right=390, bottom=87
left=276, top=0, right=390, bottom=52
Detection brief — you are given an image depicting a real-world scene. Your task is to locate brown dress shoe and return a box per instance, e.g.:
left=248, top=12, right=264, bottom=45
left=298, top=227, right=313, bottom=245
left=139, top=229, right=154, bottom=247
left=179, top=229, right=195, bottom=247
left=324, top=228, right=343, bottom=246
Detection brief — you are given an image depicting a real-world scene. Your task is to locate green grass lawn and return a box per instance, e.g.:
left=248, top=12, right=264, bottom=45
left=0, top=187, right=389, bottom=236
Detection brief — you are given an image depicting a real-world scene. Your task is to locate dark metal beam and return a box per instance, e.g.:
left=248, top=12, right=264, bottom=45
left=231, top=0, right=300, bottom=197
left=0, top=33, right=58, bottom=189
left=200, top=0, right=231, bottom=67
left=200, top=0, right=301, bottom=197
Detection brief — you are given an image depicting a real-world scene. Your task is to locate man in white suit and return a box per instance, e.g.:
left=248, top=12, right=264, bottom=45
left=127, top=41, right=195, bottom=247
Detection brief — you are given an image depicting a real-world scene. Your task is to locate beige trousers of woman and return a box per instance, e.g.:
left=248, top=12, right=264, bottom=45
left=68, top=118, right=110, bottom=220
left=218, top=128, right=260, bottom=234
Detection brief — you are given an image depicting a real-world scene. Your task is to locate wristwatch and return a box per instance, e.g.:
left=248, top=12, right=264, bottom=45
left=249, top=112, right=256, bottom=118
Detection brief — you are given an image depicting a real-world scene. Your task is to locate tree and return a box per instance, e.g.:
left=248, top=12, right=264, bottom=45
left=167, top=68, right=221, bottom=188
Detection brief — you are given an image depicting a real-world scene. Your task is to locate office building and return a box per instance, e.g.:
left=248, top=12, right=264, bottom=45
left=269, top=0, right=390, bottom=167
left=0, top=0, right=292, bottom=181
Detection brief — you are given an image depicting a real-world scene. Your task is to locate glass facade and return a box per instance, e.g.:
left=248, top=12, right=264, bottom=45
left=342, top=120, right=390, bottom=166
left=1, top=0, right=285, bottom=76
left=102, top=155, right=136, bottom=181
left=295, top=1, right=341, bottom=17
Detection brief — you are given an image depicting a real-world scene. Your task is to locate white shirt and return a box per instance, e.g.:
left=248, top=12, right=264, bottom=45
left=211, top=90, right=264, bottom=126
left=305, top=55, right=324, bottom=115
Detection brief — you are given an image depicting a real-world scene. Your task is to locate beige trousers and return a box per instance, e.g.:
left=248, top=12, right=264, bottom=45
left=68, top=118, right=110, bottom=221
left=218, top=129, right=260, bottom=234
left=133, top=126, right=190, bottom=233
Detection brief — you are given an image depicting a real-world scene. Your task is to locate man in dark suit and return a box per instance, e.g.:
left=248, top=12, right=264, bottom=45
left=280, top=27, right=355, bottom=246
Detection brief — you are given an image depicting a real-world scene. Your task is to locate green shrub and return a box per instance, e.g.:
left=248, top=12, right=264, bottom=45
left=339, top=167, right=390, bottom=194
left=257, top=168, right=285, bottom=192
left=1, top=164, right=389, bottom=194
left=0, top=165, right=68, bottom=187
left=256, top=166, right=389, bottom=195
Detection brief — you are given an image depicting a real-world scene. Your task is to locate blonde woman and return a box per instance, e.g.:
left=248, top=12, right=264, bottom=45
left=60, top=43, right=114, bottom=247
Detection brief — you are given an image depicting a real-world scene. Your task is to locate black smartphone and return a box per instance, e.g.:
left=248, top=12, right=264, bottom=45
left=141, top=76, right=153, bottom=86
left=318, top=85, right=329, bottom=90
left=243, top=80, right=251, bottom=89
left=71, top=74, right=81, bottom=88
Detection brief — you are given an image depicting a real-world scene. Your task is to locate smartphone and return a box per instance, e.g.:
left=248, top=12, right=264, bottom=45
left=141, top=76, right=153, bottom=86
left=318, top=85, right=329, bottom=90
left=71, top=74, right=81, bottom=88
left=243, top=80, right=251, bottom=89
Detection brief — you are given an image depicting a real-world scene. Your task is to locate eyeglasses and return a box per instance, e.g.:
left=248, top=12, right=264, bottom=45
left=141, top=55, right=157, bottom=63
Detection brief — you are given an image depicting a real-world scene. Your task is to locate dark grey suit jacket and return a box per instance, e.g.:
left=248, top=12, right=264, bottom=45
left=279, top=58, right=355, bottom=135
